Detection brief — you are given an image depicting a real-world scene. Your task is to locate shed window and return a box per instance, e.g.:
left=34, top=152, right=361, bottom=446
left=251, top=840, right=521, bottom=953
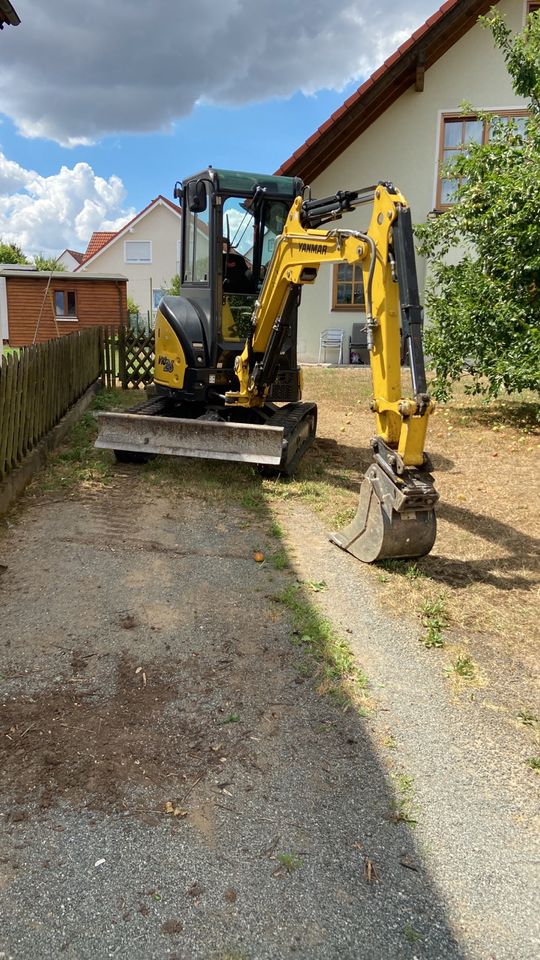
left=527, top=3, right=540, bottom=15
left=125, top=241, right=152, bottom=263
left=332, top=263, right=365, bottom=311
left=437, top=110, right=528, bottom=207
left=54, top=290, right=77, bottom=319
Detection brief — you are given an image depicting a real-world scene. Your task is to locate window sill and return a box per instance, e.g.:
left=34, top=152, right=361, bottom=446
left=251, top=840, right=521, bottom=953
left=125, top=260, right=152, bottom=265
left=331, top=305, right=365, bottom=312
left=56, top=317, right=79, bottom=322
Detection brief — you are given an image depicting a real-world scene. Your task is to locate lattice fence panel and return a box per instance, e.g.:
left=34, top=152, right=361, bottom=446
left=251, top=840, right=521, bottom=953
left=118, top=328, right=155, bottom=389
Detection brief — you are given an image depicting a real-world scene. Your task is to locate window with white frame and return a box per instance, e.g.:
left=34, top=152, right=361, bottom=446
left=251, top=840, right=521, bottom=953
left=124, top=240, right=152, bottom=263
left=437, top=110, right=528, bottom=207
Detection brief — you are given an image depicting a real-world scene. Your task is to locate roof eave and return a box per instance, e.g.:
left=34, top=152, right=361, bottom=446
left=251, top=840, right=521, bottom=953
left=277, top=0, right=495, bottom=182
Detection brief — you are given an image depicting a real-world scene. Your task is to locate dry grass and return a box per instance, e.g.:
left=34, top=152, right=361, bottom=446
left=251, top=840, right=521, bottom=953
left=296, top=367, right=539, bottom=660
left=27, top=374, right=539, bottom=663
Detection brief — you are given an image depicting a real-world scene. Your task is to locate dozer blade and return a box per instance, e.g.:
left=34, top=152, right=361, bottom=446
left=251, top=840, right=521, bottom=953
left=330, top=462, right=437, bottom=563
left=95, top=412, right=285, bottom=465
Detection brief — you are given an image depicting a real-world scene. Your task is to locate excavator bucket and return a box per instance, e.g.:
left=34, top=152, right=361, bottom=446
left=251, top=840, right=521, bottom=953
left=330, top=463, right=437, bottom=563
left=94, top=411, right=285, bottom=465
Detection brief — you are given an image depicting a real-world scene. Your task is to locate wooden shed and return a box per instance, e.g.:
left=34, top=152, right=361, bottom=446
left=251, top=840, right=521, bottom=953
left=0, top=267, right=128, bottom=346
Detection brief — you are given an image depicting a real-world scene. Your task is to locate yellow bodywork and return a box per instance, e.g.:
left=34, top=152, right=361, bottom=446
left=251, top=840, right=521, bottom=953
left=154, top=308, right=187, bottom=389
left=226, top=184, right=432, bottom=469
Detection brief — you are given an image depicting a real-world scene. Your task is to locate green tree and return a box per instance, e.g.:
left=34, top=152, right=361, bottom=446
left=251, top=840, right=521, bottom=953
left=0, top=240, right=28, bottom=264
left=33, top=254, right=65, bottom=271
left=416, top=10, right=540, bottom=399
left=165, top=274, right=181, bottom=296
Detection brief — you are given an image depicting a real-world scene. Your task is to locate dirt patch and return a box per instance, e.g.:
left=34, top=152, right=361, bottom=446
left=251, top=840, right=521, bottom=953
left=0, top=654, right=232, bottom=816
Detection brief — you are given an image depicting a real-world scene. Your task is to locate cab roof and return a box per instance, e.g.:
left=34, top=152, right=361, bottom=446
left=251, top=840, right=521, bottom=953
left=190, top=167, right=303, bottom=199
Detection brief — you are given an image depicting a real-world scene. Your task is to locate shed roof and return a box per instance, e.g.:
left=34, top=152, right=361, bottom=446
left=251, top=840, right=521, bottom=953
left=0, top=267, right=127, bottom=281
left=276, top=0, right=497, bottom=182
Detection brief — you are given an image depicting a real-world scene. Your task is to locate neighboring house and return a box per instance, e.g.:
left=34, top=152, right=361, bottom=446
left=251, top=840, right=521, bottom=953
left=75, top=196, right=182, bottom=322
left=0, top=1, right=20, bottom=29
left=277, top=0, right=532, bottom=363
left=57, top=248, right=85, bottom=271
left=0, top=264, right=127, bottom=346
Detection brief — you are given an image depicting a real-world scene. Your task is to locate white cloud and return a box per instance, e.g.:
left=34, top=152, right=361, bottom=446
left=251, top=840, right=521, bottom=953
left=0, top=151, right=135, bottom=256
left=1, top=1, right=438, bottom=145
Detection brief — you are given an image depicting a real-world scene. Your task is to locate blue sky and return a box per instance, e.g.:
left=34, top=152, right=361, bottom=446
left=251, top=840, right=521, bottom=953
left=0, top=0, right=435, bottom=257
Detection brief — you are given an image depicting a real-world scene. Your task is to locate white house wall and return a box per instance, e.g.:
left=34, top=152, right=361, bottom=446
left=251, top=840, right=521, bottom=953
left=79, top=203, right=181, bottom=320
left=297, top=0, right=526, bottom=362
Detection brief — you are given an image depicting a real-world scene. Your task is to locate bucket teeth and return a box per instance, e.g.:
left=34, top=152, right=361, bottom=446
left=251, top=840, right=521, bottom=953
left=330, top=463, right=437, bottom=563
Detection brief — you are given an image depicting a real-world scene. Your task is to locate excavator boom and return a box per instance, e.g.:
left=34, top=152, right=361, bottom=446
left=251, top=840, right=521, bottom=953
left=95, top=170, right=438, bottom=562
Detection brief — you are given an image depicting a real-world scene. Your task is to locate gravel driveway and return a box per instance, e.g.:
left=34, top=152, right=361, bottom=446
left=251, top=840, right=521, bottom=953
left=0, top=468, right=537, bottom=959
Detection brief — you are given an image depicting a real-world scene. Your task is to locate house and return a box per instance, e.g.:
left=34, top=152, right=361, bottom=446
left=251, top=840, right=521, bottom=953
left=75, top=196, right=182, bottom=322
left=0, top=264, right=127, bottom=346
left=277, top=0, right=532, bottom=363
left=56, top=249, right=85, bottom=271
left=0, top=1, right=20, bottom=29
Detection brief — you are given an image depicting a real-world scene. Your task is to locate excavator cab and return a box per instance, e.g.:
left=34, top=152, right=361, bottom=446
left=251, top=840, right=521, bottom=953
left=157, top=168, right=305, bottom=405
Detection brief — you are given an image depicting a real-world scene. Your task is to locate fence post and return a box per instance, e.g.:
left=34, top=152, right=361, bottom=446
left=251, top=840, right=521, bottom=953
left=118, top=325, right=127, bottom=390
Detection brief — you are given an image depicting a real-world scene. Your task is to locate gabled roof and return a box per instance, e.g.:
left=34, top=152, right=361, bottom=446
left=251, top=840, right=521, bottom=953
left=0, top=1, right=20, bottom=28
left=76, top=195, right=182, bottom=271
left=277, top=0, right=496, bottom=182
left=64, top=249, right=85, bottom=265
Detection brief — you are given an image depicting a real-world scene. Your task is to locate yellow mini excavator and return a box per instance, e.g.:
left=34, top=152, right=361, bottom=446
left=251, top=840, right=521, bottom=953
left=95, top=167, right=438, bottom=562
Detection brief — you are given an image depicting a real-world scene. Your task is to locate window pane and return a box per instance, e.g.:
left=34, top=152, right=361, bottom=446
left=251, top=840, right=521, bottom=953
left=152, top=288, right=164, bottom=310
left=353, top=283, right=365, bottom=306
left=440, top=179, right=459, bottom=204
left=185, top=186, right=210, bottom=284
left=66, top=291, right=76, bottom=316
left=444, top=120, right=464, bottom=148
left=464, top=119, right=483, bottom=143
left=54, top=291, right=64, bottom=316
left=337, top=263, right=353, bottom=282
left=443, top=147, right=465, bottom=164
left=336, top=283, right=352, bottom=305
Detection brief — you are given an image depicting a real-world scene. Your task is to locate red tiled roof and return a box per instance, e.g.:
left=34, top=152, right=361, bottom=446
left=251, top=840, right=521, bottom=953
left=83, top=232, right=117, bottom=261
left=65, top=249, right=85, bottom=265
left=77, top=195, right=181, bottom=269
left=276, top=0, right=497, bottom=182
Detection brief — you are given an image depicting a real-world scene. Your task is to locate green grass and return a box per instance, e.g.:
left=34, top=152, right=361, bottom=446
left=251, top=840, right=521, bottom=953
left=446, top=655, right=476, bottom=680
left=517, top=709, right=538, bottom=727
left=275, top=851, right=303, bottom=873
left=390, top=773, right=418, bottom=826
left=273, top=582, right=369, bottom=711
left=267, top=548, right=289, bottom=570
left=218, top=712, right=241, bottom=725
left=420, top=595, right=448, bottom=649
left=526, top=757, right=540, bottom=772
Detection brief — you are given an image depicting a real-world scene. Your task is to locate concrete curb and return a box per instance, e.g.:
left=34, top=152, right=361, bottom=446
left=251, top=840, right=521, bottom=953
left=0, top=380, right=101, bottom=517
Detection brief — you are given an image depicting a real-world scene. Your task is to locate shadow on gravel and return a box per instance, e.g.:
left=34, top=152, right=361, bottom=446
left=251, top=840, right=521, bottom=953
left=0, top=450, right=466, bottom=960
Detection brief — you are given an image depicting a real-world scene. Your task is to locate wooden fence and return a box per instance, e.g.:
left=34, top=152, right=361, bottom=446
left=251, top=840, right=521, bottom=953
left=0, top=328, right=102, bottom=482
left=0, top=325, right=157, bottom=485
left=102, top=326, right=155, bottom=389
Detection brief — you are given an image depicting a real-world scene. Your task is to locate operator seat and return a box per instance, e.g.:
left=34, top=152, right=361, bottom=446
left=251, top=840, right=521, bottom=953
left=223, top=251, right=253, bottom=295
